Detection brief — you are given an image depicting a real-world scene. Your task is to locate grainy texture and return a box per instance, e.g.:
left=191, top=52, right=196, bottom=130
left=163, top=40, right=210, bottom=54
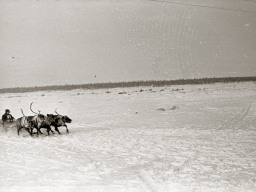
left=0, top=82, right=256, bottom=192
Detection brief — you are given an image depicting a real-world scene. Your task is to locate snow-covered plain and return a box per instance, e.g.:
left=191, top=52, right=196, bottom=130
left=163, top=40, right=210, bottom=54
left=0, top=82, right=256, bottom=192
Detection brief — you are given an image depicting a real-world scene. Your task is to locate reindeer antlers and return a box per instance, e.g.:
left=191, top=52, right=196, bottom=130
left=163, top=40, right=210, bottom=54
left=55, top=108, right=60, bottom=115
left=20, top=109, right=25, bottom=117
left=30, top=102, right=39, bottom=115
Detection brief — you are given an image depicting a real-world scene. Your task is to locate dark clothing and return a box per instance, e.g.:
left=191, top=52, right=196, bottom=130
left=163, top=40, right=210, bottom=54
left=2, top=113, right=14, bottom=123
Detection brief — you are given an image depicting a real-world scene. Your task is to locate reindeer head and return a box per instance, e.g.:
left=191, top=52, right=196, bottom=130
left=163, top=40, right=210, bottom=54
left=37, top=114, right=45, bottom=123
left=63, top=116, right=72, bottom=123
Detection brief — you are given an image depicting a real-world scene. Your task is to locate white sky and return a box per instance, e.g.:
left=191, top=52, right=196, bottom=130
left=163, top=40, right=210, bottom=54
left=0, top=0, right=256, bottom=88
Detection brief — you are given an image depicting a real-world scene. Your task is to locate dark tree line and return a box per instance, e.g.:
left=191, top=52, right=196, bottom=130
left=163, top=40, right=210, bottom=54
left=0, top=76, right=256, bottom=94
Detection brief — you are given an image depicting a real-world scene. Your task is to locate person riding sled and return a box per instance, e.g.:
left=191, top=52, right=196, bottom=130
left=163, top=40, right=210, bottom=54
left=2, top=109, right=15, bottom=131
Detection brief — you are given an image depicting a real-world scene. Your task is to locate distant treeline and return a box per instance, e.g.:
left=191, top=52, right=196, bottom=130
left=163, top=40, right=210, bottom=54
left=1, top=76, right=256, bottom=94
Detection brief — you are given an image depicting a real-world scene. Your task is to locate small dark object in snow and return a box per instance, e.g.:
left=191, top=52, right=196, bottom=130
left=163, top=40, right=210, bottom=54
left=172, top=88, right=184, bottom=91
left=158, top=106, right=178, bottom=111
left=106, top=91, right=111, bottom=93
left=157, top=108, right=166, bottom=111
left=170, top=106, right=177, bottom=110
left=140, top=89, right=144, bottom=92
left=119, top=91, right=127, bottom=94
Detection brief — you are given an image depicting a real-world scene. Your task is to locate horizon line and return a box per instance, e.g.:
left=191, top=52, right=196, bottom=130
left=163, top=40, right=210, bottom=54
left=1, top=76, right=256, bottom=93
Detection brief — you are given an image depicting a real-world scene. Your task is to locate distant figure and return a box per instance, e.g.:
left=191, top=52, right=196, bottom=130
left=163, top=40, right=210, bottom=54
left=2, top=109, right=15, bottom=131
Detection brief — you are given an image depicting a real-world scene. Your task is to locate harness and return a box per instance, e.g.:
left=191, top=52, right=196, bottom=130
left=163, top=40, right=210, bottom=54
left=21, top=117, right=32, bottom=128
left=56, top=116, right=65, bottom=126
left=30, top=115, right=41, bottom=124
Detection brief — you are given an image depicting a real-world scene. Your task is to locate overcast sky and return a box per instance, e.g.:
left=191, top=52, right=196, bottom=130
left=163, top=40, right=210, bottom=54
left=0, top=0, right=256, bottom=88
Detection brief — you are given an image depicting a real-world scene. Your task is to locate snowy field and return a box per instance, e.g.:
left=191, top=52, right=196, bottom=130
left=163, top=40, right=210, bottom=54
left=0, top=82, right=256, bottom=192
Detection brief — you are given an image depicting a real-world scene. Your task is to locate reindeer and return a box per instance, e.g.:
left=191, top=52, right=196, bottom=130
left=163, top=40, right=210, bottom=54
left=26, top=102, right=45, bottom=135
left=17, top=109, right=35, bottom=136
left=47, top=109, right=72, bottom=134
left=38, top=114, right=56, bottom=135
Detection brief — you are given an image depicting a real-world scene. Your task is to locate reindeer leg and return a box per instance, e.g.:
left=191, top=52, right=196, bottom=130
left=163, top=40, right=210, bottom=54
left=33, top=128, right=38, bottom=135
left=31, top=127, right=39, bottom=136
left=37, top=127, right=43, bottom=135
left=18, top=127, right=30, bottom=136
left=46, top=126, right=53, bottom=135
left=64, top=124, right=69, bottom=133
left=46, top=128, right=50, bottom=135
left=29, top=129, right=33, bottom=136
left=17, top=127, right=22, bottom=135
left=26, top=128, right=32, bottom=136
left=49, top=126, right=55, bottom=134
left=54, top=125, right=61, bottom=134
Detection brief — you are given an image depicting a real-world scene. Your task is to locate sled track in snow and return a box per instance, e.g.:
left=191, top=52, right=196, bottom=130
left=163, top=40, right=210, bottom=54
left=221, top=102, right=253, bottom=129
left=237, top=103, right=252, bottom=122
left=136, top=170, right=158, bottom=192
left=1, top=82, right=256, bottom=191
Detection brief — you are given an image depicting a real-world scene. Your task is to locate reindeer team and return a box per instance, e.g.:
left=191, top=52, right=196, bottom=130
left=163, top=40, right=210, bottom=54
left=5, top=102, right=72, bottom=136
